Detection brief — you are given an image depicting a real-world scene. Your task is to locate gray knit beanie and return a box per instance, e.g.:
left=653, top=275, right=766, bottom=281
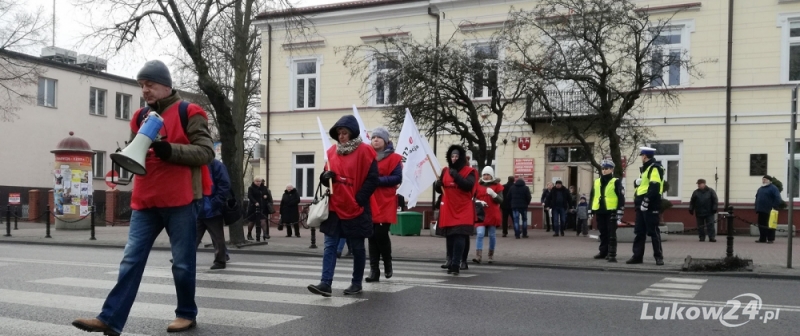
left=371, top=127, right=390, bottom=145
left=136, top=60, right=172, bottom=88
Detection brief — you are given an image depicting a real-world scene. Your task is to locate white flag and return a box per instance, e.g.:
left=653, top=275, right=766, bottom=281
left=317, top=116, right=332, bottom=161
left=395, top=108, right=442, bottom=208
left=352, top=105, right=371, bottom=143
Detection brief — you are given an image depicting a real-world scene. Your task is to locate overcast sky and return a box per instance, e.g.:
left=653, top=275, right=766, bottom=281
left=23, top=0, right=352, bottom=79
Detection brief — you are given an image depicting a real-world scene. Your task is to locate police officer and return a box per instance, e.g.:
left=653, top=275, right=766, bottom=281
left=589, top=159, right=625, bottom=263
left=627, top=147, right=665, bottom=265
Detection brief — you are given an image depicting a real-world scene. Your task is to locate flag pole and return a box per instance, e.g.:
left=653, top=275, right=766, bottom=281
left=427, top=154, right=443, bottom=197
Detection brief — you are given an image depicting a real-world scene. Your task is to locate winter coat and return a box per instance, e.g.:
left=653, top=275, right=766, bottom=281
left=199, top=159, right=231, bottom=219
left=545, top=186, right=573, bottom=209
left=501, top=180, right=515, bottom=210
left=588, top=174, right=626, bottom=214
left=372, top=145, right=403, bottom=224
left=247, top=183, right=273, bottom=220
left=433, top=145, right=477, bottom=236
left=755, top=183, right=782, bottom=214
left=507, top=179, right=532, bottom=210
left=475, top=179, right=504, bottom=227
left=540, top=188, right=550, bottom=204
left=689, top=187, right=718, bottom=217
left=280, top=189, right=301, bottom=223
left=319, top=115, right=379, bottom=239
left=576, top=202, right=589, bottom=220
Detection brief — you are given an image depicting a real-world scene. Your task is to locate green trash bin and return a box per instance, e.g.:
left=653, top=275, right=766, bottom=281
left=391, top=211, right=423, bottom=236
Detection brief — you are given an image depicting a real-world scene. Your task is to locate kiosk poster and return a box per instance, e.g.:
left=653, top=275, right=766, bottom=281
left=53, top=155, right=93, bottom=218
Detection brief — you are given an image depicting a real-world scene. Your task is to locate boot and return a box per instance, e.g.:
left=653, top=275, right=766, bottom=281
left=441, top=257, right=452, bottom=269
left=384, top=259, right=393, bottom=279
left=263, top=225, right=270, bottom=240
left=294, top=224, right=301, bottom=237
left=255, top=226, right=261, bottom=241
left=472, top=250, right=482, bottom=264
left=487, top=250, right=494, bottom=264
left=285, top=223, right=293, bottom=237
left=460, top=260, right=468, bottom=270
left=365, top=269, right=380, bottom=282
left=448, top=262, right=460, bottom=276
left=608, top=236, right=618, bottom=263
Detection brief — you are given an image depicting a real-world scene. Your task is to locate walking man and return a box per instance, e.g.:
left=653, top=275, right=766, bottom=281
left=541, top=182, right=553, bottom=232
left=545, top=180, right=572, bottom=237
left=507, top=177, right=532, bottom=239
left=72, top=60, right=214, bottom=335
left=196, top=159, right=231, bottom=269
left=689, top=178, right=718, bottom=242
left=755, top=175, right=782, bottom=244
left=627, top=147, right=665, bottom=266
left=501, top=176, right=515, bottom=237
left=589, top=160, right=625, bottom=262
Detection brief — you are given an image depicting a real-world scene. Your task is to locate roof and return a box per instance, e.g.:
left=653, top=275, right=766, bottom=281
left=255, top=0, right=426, bottom=20
left=0, top=48, right=139, bottom=86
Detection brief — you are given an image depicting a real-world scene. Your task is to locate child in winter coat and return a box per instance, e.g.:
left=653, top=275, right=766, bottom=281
left=576, top=196, right=589, bottom=236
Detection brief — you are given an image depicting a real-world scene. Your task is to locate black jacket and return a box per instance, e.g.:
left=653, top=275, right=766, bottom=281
left=247, top=183, right=273, bottom=218
left=507, top=179, right=532, bottom=210
left=501, top=180, right=515, bottom=210
left=588, top=174, right=626, bottom=214
left=280, top=189, right=301, bottom=223
left=545, top=186, right=573, bottom=209
left=540, top=188, right=550, bottom=204
left=689, top=187, right=718, bottom=217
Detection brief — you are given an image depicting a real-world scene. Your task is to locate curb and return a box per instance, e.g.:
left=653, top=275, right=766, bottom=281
left=2, top=239, right=798, bottom=281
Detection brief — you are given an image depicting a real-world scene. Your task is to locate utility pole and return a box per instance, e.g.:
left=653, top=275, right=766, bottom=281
left=788, top=85, right=797, bottom=268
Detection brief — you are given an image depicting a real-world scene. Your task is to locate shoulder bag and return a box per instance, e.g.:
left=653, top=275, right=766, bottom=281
left=307, top=182, right=330, bottom=228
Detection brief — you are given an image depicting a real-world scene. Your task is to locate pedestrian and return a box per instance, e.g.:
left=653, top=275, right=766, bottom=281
left=545, top=180, right=572, bottom=237
left=541, top=182, right=553, bottom=232
left=307, top=115, right=378, bottom=297
left=627, top=147, right=665, bottom=265
left=754, top=175, right=782, bottom=244
left=72, top=60, right=214, bottom=335
left=246, top=178, right=272, bottom=241
left=337, top=238, right=352, bottom=258
left=280, top=183, right=301, bottom=238
left=365, top=127, right=403, bottom=283
left=689, top=178, right=719, bottom=242
left=501, top=176, right=515, bottom=237
left=434, top=145, right=478, bottom=276
left=507, top=177, right=532, bottom=238
left=568, top=185, right=579, bottom=231
left=576, top=196, right=589, bottom=237
left=195, top=159, right=231, bottom=270
left=589, top=160, right=625, bottom=262
left=473, top=167, right=503, bottom=264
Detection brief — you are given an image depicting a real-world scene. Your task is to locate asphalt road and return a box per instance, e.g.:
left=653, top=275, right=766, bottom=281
left=0, top=244, right=798, bottom=336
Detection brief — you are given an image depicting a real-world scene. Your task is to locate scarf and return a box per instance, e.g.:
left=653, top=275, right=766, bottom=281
left=336, top=137, right=362, bottom=155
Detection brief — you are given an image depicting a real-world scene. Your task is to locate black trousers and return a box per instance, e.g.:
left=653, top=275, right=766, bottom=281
left=544, top=209, right=552, bottom=231
left=196, top=215, right=227, bottom=265
left=632, top=201, right=663, bottom=260
left=446, top=234, right=468, bottom=266
left=596, top=213, right=617, bottom=256
left=501, top=208, right=511, bottom=235
left=757, top=212, right=776, bottom=242
left=368, top=224, right=392, bottom=270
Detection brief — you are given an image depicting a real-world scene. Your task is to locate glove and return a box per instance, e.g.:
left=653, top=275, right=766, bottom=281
left=486, top=188, right=497, bottom=198
left=449, top=168, right=460, bottom=177
left=634, top=178, right=642, bottom=188
left=476, top=200, right=487, bottom=207
left=688, top=209, right=694, bottom=216
left=616, top=209, right=624, bottom=218
left=434, top=180, right=443, bottom=188
left=322, top=171, right=336, bottom=180
left=150, top=141, right=172, bottom=160
left=640, top=197, right=649, bottom=212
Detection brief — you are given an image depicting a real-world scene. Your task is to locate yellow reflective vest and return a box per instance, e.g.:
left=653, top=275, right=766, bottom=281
left=592, top=178, right=618, bottom=211
left=636, top=165, right=664, bottom=196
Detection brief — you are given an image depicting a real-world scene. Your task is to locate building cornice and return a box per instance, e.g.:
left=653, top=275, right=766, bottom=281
left=0, top=49, right=138, bottom=86
left=360, top=32, right=411, bottom=43
left=634, top=2, right=702, bottom=15
left=254, top=1, right=431, bottom=31
left=282, top=40, right=326, bottom=50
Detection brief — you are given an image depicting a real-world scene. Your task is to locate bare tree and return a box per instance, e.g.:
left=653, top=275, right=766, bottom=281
left=503, top=0, right=707, bottom=177
left=340, top=30, right=528, bottom=170
left=0, top=0, right=50, bottom=121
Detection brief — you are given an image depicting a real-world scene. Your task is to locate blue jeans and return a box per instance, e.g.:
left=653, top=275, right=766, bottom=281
left=336, top=238, right=350, bottom=254
left=512, top=209, right=528, bottom=237
left=322, top=234, right=366, bottom=286
left=97, top=202, right=199, bottom=333
left=552, top=207, right=567, bottom=233
left=475, top=226, right=496, bottom=250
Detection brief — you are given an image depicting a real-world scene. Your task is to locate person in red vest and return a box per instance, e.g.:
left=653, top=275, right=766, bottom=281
left=473, top=166, right=503, bottom=264
left=308, top=115, right=379, bottom=297
left=73, top=60, right=214, bottom=335
left=434, top=145, right=478, bottom=276
left=365, top=127, right=403, bottom=283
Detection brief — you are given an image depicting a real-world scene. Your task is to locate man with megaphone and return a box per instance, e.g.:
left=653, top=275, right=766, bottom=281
left=72, top=60, right=215, bottom=336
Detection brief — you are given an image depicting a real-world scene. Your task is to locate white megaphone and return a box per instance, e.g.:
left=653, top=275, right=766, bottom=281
left=110, top=111, right=164, bottom=176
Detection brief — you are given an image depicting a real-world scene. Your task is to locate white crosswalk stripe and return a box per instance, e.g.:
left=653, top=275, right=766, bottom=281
left=220, top=266, right=451, bottom=282
left=0, top=316, right=151, bottom=336
left=228, top=261, right=481, bottom=277
left=637, top=277, right=708, bottom=299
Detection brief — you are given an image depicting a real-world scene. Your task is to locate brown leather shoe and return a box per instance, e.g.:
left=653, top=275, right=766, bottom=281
left=167, top=318, right=197, bottom=332
left=72, top=318, right=119, bottom=336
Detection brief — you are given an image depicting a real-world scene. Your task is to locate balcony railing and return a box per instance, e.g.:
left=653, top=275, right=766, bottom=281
left=527, top=90, right=597, bottom=119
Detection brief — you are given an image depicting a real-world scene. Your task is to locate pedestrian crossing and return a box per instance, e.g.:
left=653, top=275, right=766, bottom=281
left=637, top=277, right=708, bottom=299
left=0, top=255, right=514, bottom=335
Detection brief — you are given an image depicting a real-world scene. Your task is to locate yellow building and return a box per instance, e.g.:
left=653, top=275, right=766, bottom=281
left=254, top=0, right=799, bottom=222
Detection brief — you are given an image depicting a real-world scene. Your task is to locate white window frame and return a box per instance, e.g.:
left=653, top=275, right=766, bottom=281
left=371, top=52, right=401, bottom=106
left=648, top=141, right=683, bottom=200
left=786, top=140, right=800, bottom=199
left=115, top=165, right=131, bottom=181
left=779, top=13, right=800, bottom=83
left=37, top=77, right=57, bottom=108
left=89, top=87, right=106, bottom=116
left=93, top=151, right=105, bottom=179
left=467, top=150, right=498, bottom=176
left=649, top=19, right=694, bottom=88
left=465, top=40, right=503, bottom=100
left=288, top=56, right=322, bottom=110
left=292, top=153, right=316, bottom=199
left=115, top=93, right=132, bottom=120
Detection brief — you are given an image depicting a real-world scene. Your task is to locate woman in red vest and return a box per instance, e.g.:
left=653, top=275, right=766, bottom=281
left=365, top=127, right=403, bottom=282
left=473, top=166, right=503, bottom=264
left=434, top=145, right=478, bottom=276
left=307, top=115, right=379, bottom=297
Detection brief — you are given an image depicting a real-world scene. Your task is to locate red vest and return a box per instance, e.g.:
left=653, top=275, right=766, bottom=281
left=475, top=183, right=503, bottom=227
left=129, top=102, right=208, bottom=210
left=326, top=143, right=378, bottom=220
left=438, top=166, right=478, bottom=227
left=371, top=153, right=403, bottom=224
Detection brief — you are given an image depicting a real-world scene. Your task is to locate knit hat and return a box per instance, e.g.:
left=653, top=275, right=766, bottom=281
left=481, top=166, right=495, bottom=180
left=136, top=60, right=172, bottom=88
left=371, top=127, right=390, bottom=145
left=639, top=146, right=656, bottom=159
left=555, top=180, right=563, bottom=185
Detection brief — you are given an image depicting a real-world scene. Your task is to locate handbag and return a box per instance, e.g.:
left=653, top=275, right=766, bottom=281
left=307, top=182, right=330, bottom=228
left=769, top=209, right=779, bottom=230
left=222, top=190, right=242, bottom=226
left=474, top=199, right=485, bottom=223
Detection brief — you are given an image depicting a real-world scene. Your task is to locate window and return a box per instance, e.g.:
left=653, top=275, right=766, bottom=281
left=291, top=59, right=319, bottom=110
left=649, top=142, right=682, bottom=198
left=116, top=93, right=132, bottom=120
left=115, top=165, right=131, bottom=181
left=547, top=146, right=593, bottom=163
left=782, top=17, right=800, bottom=82
left=787, top=141, right=800, bottom=198
left=374, top=55, right=399, bottom=106
left=470, top=43, right=499, bottom=99
left=293, top=153, right=315, bottom=198
left=89, top=88, right=106, bottom=116
left=650, top=27, right=686, bottom=87
left=93, top=151, right=105, bottom=178
left=37, top=78, right=57, bottom=107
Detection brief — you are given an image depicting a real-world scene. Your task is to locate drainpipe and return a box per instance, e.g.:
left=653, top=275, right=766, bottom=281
left=724, top=0, right=733, bottom=210
left=266, top=24, right=273, bottom=189
left=428, top=7, right=440, bottom=208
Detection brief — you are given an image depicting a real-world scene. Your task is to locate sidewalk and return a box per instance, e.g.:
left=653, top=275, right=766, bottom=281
left=2, top=221, right=799, bottom=279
